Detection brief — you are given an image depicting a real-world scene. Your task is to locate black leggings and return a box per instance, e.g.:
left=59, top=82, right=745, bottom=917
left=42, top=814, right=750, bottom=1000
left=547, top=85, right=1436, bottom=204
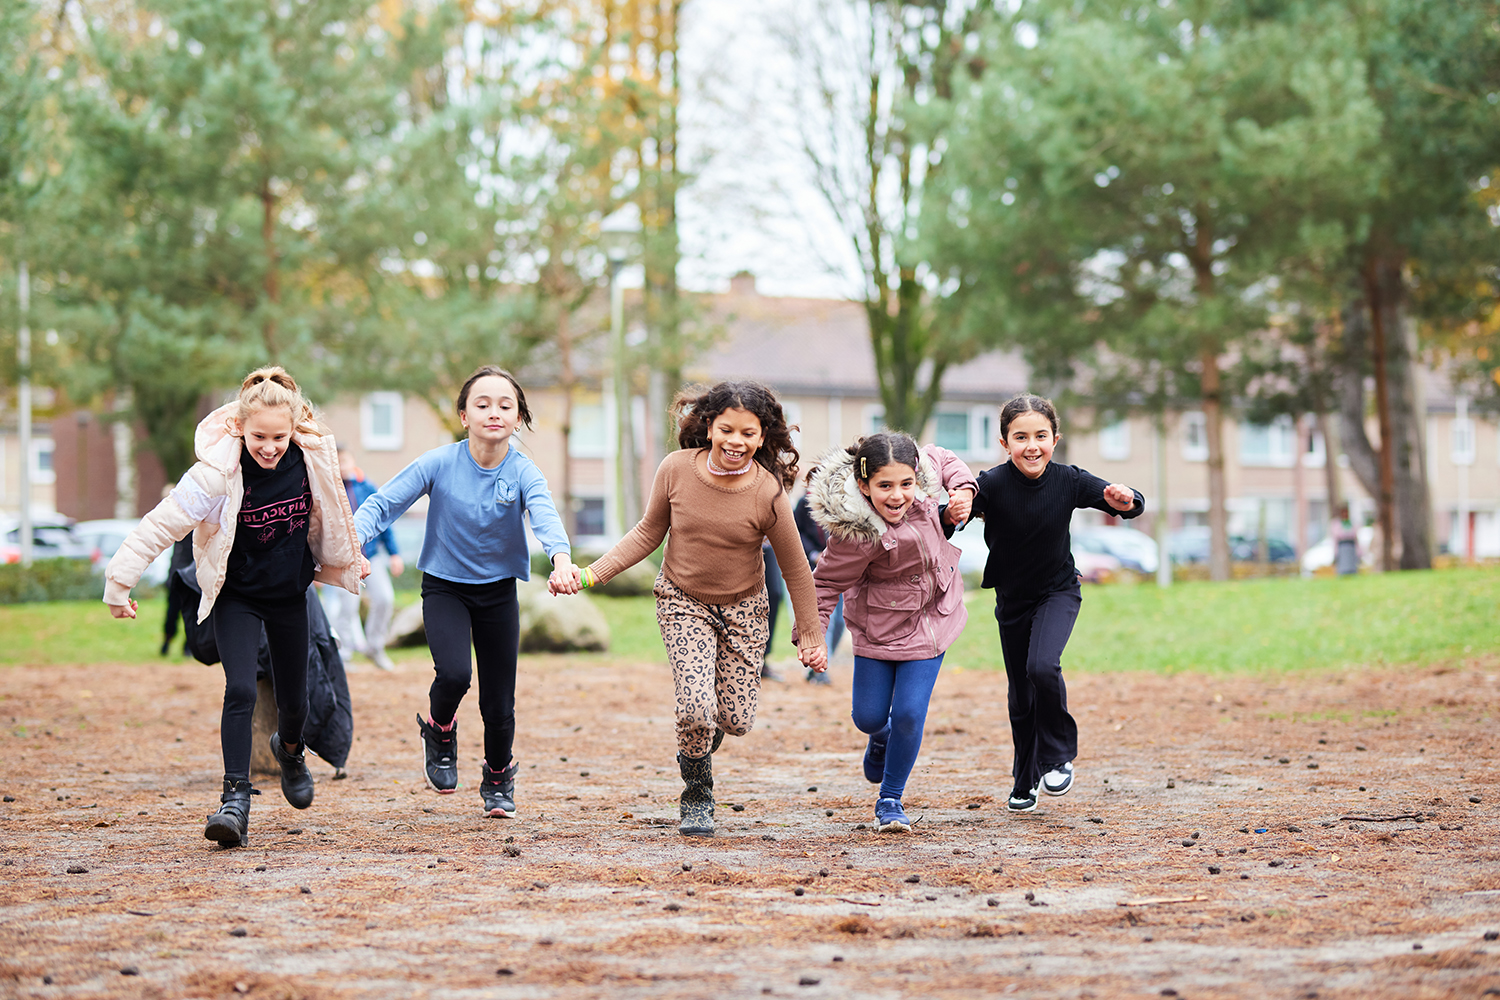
left=422, top=574, right=521, bottom=769
left=213, top=592, right=310, bottom=778
left=997, top=585, right=1082, bottom=795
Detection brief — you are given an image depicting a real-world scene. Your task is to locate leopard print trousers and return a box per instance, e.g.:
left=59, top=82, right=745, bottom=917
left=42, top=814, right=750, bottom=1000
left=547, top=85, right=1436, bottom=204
left=654, top=571, right=771, bottom=757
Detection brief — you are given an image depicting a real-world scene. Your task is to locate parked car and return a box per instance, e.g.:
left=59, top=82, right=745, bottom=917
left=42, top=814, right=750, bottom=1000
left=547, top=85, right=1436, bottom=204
left=1230, top=535, right=1297, bottom=563
left=0, top=513, right=99, bottom=564
left=1169, top=526, right=1296, bottom=564
left=1073, top=526, right=1159, bottom=574
left=74, top=519, right=172, bottom=586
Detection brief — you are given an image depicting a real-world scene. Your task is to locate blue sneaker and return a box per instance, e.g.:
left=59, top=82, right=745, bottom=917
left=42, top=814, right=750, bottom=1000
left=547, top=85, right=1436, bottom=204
left=862, top=726, right=890, bottom=784
left=874, top=797, right=910, bottom=833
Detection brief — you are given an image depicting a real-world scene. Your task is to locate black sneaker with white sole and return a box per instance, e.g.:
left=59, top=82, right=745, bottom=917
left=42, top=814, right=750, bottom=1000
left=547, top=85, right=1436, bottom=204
left=1007, top=783, right=1040, bottom=813
left=1042, top=761, right=1074, bottom=796
left=416, top=713, right=459, bottom=793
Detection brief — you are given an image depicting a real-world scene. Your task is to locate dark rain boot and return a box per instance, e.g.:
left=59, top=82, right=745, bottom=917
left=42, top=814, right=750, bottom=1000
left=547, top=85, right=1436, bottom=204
left=203, top=776, right=260, bottom=848
left=270, top=732, right=315, bottom=809
left=677, top=752, right=715, bottom=838
left=480, top=760, right=518, bottom=819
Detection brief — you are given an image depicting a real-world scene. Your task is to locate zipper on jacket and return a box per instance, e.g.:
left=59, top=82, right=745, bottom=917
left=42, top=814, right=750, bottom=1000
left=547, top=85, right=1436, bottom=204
left=912, top=516, right=938, bottom=654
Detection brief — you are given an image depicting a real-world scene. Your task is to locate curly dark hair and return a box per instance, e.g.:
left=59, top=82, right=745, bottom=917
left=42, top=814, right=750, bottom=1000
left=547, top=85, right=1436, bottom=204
left=807, top=431, right=920, bottom=485
left=672, top=380, right=800, bottom=492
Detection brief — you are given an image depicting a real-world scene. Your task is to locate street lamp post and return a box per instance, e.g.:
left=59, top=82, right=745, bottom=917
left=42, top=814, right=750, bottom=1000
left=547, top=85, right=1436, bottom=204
left=600, top=211, right=641, bottom=537
left=17, top=258, right=32, bottom=566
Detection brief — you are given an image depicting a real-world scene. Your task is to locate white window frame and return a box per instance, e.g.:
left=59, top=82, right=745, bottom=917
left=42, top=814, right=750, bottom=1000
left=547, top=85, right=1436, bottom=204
left=360, top=392, right=404, bottom=452
left=1098, top=417, right=1131, bottom=461
left=969, top=408, right=1000, bottom=461
left=30, top=437, right=56, bottom=484
left=862, top=404, right=887, bottom=436
left=782, top=400, right=803, bottom=451
left=568, top=400, right=608, bottom=459
left=1238, top=415, right=1296, bottom=468
left=932, top=408, right=972, bottom=454
left=1181, top=411, right=1208, bottom=462
left=1452, top=415, right=1476, bottom=466
left=1302, top=421, right=1327, bottom=468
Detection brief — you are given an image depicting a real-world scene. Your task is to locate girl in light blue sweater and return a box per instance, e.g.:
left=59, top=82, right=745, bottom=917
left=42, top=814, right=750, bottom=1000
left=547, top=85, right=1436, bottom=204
left=355, top=366, right=576, bottom=818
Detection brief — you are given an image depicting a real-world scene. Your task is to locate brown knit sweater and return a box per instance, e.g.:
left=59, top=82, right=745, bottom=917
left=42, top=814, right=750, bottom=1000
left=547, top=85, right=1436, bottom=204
left=588, top=449, right=825, bottom=650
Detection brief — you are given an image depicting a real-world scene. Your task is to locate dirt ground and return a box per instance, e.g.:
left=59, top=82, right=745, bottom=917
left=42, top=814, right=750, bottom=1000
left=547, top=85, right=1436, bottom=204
left=4, top=643, right=1500, bottom=1000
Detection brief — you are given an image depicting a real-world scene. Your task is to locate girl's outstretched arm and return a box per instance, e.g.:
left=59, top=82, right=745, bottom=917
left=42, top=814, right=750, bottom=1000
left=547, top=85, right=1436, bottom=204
left=1074, top=467, right=1145, bottom=518
left=580, top=458, right=674, bottom=588
left=353, top=452, right=437, bottom=547
left=104, top=466, right=224, bottom=617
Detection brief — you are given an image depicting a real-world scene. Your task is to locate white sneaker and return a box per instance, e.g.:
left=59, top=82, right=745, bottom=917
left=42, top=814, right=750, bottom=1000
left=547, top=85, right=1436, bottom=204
left=1041, top=762, right=1074, bottom=797
left=369, top=648, right=395, bottom=672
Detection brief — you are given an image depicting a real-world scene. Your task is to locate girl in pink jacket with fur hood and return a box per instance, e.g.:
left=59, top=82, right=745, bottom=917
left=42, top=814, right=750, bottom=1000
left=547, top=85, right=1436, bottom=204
left=104, top=367, right=365, bottom=849
left=803, top=432, right=976, bottom=833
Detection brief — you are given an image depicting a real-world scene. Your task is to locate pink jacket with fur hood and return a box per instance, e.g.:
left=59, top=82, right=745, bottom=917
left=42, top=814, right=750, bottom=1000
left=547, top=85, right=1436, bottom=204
left=103, top=402, right=362, bottom=622
left=805, top=444, right=977, bottom=661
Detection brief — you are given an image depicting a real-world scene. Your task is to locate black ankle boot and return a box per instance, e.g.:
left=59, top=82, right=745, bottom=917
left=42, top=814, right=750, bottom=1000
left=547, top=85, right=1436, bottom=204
left=480, top=760, right=517, bottom=818
left=677, top=752, right=715, bottom=837
left=204, top=776, right=259, bottom=848
left=270, top=732, right=315, bottom=809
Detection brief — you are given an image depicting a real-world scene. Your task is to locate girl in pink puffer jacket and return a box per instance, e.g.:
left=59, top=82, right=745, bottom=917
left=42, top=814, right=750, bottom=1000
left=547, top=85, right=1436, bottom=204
left=105, top=367, right=365, bottom=850
left=804, top=432, right=976, bottom=833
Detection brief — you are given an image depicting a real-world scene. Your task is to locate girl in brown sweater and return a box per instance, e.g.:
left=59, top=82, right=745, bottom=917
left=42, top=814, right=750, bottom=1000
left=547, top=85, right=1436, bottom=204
left=554, top=381, right=827, bottom=836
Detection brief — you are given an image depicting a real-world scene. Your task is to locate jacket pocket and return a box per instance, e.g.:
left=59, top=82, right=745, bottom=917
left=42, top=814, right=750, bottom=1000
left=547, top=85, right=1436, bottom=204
left=860, top=579, right=925, bottom=645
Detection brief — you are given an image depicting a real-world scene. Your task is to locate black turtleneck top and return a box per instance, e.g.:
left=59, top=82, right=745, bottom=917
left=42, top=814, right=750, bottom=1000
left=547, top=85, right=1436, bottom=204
left=967, top=461, right=1144, bottom=603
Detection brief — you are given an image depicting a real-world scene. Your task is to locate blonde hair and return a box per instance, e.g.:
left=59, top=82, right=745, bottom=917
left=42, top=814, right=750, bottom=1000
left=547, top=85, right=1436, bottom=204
left=235, top=366, right=318, bottom=432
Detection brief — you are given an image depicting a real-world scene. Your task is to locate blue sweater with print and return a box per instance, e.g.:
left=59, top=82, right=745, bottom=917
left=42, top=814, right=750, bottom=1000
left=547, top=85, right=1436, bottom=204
left=353, top=442, right=570, bottom=585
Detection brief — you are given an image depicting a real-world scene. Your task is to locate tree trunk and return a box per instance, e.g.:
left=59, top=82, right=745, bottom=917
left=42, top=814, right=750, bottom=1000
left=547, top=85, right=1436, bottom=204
left=1363, top=259, right=1399, bottom=570
left=1336, top=294, right=1381, bottom=503
left=1190, top=211, right=1231, bottom=582
left=260, top=177, right=280, bottom=359
left=557, top=309, right=574, bottom=537
left=1316, top=411, right=1342, bottom=528
left=1387, top=292, right=1432, bottom=569
left=1201, top=346, right=1232, bottom=581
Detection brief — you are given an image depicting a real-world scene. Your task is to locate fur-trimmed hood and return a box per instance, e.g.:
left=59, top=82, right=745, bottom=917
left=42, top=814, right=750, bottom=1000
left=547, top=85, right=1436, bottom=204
left=805, top=446, right=941, bottom=545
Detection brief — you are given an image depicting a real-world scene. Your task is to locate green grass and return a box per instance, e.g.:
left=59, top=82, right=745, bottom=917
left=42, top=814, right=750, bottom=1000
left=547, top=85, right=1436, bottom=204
left=0, top=597, right=177, bottom=666
left=4, top=567, right=1496, bottom=674
left=946, top=564, right=1500, bottom=675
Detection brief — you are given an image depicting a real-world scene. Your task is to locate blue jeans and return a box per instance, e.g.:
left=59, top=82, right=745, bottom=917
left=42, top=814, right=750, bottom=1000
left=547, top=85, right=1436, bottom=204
left=850, top=653, right=944, bottom=801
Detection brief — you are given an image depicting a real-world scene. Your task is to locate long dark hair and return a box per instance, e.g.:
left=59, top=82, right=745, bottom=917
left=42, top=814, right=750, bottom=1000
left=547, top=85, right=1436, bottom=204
left=999, top=392, right=1059, bottom=440
left=672, top=380, right=800, bottom=492
left=456, top=365, right=533, bottom=430
left=807, top=431, right=920, bottom=484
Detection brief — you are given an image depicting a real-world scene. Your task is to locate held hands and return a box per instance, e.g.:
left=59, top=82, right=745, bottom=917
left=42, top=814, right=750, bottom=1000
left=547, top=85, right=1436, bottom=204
left=548, top=555, right=583, bottom=596
left=360, top=555, right=372, bottom=580
left=1103, top=483, right=1137, bottom=511
left=108, top=598, right=138, bottom=620
left=944, top=487, right=975, bottom=526
left=799, top=642, right=828, bottom=672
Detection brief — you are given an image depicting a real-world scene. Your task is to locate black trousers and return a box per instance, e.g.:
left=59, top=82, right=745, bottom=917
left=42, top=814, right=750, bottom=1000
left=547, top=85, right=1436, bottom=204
left=997, top=584, right=1081, bottom=795
left=422, top=574, right=521, bottom=769
left=213, top=592, right=310, bottom=778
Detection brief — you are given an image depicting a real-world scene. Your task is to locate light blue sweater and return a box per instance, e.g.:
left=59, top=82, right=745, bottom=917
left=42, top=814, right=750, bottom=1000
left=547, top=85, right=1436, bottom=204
left=353, top=442, right=570, bottom=585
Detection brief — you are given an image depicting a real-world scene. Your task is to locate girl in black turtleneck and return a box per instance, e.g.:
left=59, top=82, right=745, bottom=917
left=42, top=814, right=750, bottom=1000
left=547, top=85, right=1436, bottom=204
left=968, top=394, right=1144, bottom=813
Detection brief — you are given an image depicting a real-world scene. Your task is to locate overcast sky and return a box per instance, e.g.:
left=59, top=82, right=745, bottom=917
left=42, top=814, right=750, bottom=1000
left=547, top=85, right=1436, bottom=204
left=674, top=0, right=859, bottom=300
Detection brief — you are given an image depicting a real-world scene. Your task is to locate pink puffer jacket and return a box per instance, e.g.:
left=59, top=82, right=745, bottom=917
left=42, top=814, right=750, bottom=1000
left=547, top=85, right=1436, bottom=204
left=805, top=444, right=977, bottom=661
left=103, top=402, right=362, bottom=622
